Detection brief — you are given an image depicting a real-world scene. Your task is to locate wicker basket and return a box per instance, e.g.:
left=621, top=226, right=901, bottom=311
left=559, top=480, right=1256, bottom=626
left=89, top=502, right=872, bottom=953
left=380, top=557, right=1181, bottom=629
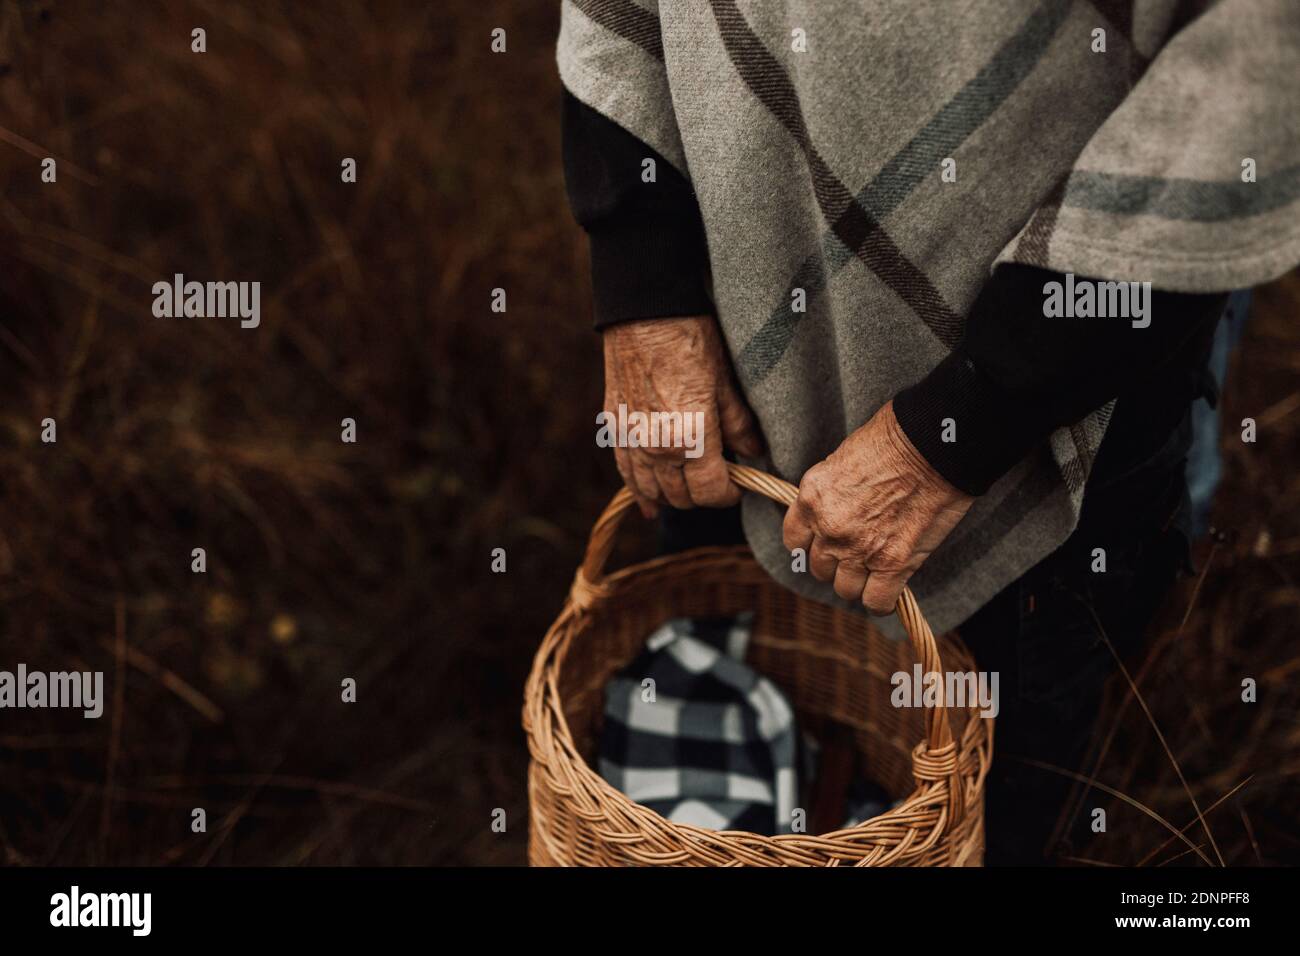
left=523, top=464, right=993, bottom=866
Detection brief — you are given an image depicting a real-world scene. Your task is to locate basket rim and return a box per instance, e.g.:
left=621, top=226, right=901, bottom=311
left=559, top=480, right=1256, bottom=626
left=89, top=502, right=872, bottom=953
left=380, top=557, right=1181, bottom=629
left=524, top=543, right=995, bottom=866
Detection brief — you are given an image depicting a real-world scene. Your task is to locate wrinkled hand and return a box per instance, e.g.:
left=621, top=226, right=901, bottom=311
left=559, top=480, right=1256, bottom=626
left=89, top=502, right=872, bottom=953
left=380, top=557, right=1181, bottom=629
left=782, top=401, right=974, bottom=615
left=603, top=316, right=763, bottom=518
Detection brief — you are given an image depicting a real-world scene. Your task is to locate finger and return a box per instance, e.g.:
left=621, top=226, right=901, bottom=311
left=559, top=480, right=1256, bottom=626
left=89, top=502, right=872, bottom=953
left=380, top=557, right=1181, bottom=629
left=832, top=562, right=869, bottom=602
left=654, top=461, right=694, bottom=510
left=862, top=570, right=910, bottom=616
left=683, top=450, right=741, bottom=508
left=808, top=536, right=839, bottom=583
left=612, top=445, right=635, bottom=490
left=628, top=454, right=663, bottom=519
left=717, top=380, right=764, bottom=458
left=682, top=406, right=737, bottom=506
left=782, top=497, right=814, bottom=554
left=613, top=447, right=655, bottom=518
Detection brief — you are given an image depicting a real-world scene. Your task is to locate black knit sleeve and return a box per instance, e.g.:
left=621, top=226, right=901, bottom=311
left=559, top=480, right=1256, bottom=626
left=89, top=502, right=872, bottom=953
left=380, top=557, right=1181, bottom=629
left=561, top=89, right=714, bottom=329
left=893, top=264, right=1226, bottom=496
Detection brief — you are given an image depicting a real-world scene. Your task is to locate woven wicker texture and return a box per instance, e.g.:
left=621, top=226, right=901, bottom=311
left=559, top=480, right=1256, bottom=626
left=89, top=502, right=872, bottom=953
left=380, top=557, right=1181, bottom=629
left=523, top=464, right=993, bottom=866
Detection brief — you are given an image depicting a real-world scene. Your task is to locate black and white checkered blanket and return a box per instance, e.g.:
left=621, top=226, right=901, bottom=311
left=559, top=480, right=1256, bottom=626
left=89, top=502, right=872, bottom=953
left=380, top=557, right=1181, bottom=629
left=599, top=614, right=890, bottom=835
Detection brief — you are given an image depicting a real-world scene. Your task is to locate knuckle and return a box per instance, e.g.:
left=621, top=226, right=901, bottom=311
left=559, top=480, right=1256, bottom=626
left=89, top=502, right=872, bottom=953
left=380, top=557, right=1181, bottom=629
left=800, top=468, right=824, bottom=495
left=877, top=541, right=912, bottom=570
left=643, top=443, right=682, bottom=464
left=817, top=510, right=850, bottom=543
left=627, top=448, right=657, bottom=472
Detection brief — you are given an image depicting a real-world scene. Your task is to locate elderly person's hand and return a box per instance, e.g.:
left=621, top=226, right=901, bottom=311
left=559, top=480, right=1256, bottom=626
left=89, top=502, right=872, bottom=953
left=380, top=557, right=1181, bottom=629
left=603, top=316, right=764, bottom=518
left=783, top=401, right=974, bottom=615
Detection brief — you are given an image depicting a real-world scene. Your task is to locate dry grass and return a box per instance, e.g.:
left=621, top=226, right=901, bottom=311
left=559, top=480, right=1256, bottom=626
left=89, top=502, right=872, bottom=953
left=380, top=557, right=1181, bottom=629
left=0, top=0, right=1296, bottom=865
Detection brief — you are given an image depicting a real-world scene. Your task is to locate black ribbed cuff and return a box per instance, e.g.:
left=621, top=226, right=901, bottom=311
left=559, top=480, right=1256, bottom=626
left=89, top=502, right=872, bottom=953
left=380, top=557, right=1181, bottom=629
left=588, top=219, right=714, bottom=329
left=893, top=348, right=1051, bottom=497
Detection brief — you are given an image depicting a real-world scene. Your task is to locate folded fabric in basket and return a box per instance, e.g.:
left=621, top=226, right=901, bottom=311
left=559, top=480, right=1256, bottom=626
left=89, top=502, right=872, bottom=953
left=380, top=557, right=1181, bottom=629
left=599, top=614, right=892, bottom=836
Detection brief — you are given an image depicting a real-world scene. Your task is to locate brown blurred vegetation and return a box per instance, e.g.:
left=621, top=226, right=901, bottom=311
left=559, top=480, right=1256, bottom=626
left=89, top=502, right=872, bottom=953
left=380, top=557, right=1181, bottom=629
left=0, top=1, right=1297, bottom=865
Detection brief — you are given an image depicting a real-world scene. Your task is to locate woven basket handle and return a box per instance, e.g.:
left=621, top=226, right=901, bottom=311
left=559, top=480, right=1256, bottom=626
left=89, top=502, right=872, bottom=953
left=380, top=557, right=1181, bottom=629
left=572, top=463, right=966, bottom=824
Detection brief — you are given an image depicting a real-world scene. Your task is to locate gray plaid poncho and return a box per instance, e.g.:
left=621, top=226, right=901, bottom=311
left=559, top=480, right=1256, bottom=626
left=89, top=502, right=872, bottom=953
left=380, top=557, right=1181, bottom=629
left=559, top=0, right=1300, bottom=635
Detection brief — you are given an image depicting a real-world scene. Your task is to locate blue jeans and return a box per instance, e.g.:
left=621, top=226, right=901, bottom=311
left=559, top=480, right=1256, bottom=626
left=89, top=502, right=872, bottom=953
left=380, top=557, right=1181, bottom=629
left=1186, top=290, right=1252, bottom=535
